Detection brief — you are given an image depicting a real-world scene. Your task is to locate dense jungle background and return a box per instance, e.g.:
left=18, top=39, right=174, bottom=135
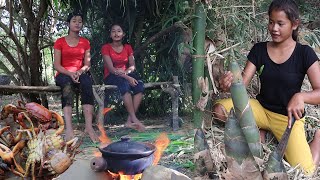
left=0, top=0, right=319, bottom=120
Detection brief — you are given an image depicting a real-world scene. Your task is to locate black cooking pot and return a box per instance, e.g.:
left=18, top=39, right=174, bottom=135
left=98, top=136, right=156, bottom=175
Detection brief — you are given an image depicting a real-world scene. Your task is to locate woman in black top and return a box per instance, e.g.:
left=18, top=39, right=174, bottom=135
left=213, top=0, right=320, bottom=175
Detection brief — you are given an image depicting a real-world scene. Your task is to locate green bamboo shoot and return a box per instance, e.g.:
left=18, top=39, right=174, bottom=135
left=194, top=128, right=211, bottom=175
left=224, top=109, right=263, bottom=179
left=228, top=54, right=263, bottom=163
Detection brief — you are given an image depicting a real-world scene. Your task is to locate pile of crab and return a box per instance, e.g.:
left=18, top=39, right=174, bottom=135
left=0, top=101, right=80, bottom=180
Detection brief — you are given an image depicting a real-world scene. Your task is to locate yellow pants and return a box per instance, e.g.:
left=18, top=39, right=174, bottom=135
left=216, top=98, right=315, bottom=175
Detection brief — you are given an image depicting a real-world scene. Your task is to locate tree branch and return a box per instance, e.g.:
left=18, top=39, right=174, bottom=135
left=20, top=0, right=35, bottom=22
left=0, top=43, right=27, bottom=85
left=0, top=21, right=28, bottom=62
left=40, top=42, right=54, bottom=50
left=35, top=0, right=48, bottom=23
left=0, top=61, right=19, bottom=85
left=134, top=22, right=186, bottom=55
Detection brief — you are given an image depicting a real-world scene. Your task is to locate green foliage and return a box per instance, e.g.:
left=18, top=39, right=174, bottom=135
left=130, top=131, right=195, bottom=170
left=124, top=131, right=194, bottom=155
left=303, top=30, right=320, bottom=48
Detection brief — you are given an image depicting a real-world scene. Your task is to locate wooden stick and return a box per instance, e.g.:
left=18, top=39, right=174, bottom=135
left=0, top=82, right=173, bottom=94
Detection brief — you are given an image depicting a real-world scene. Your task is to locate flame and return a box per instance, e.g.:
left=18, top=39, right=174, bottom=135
left=103, top=107, right=112, bottom=115
left=93, top=150, right=102, bottom=157
left=153, top=133, right=170, bottom=165
left=98, top=122, right=112, bottom=147
left=109, top=171, right=142, bottom=180
left=93, top=118, right=111, bottom=158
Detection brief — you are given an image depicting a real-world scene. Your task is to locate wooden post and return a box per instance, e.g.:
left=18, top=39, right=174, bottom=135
left=161, top=76, right=182, bottom=131
left=92, top=87, right=104, bottom=126
left=172, top=76, right=180, bottom=131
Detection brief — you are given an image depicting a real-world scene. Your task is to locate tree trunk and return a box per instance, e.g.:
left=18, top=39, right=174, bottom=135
left=20, top=0, right=49, bottom=104
left=192, top=1, right=206, bottom=128
left=28, top=23, right=43, bottom=103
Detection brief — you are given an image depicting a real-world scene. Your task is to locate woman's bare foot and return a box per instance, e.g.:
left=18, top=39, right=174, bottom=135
left=125, top=121, right=140, bottom=130
left=135, top=121, right=146, bottom=132
left=127, top=116, right=146, bottom=132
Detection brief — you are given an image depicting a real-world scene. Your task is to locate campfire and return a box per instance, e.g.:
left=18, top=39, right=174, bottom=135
left=108, top=171, right=142, bottom=180
left=91, top=123, right=170, bottom=180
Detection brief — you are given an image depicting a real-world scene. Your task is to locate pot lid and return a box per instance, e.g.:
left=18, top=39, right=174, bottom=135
left=99, top=136, right=156, bottom=159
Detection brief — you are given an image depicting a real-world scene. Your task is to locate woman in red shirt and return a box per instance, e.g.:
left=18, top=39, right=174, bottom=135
left=54, top=12, right=98, bottom=142
left=101, top=23, right=145, bottom=131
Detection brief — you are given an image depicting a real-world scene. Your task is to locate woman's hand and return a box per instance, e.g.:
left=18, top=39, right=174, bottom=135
left=126, top=76, right=138, bottom=86
left=75, top=69, right=85, bottom=76
left=68, top=72, right=80, bottom=83
left=218, top=71, right=233, bottom=92
left=287, top=93, right=305, bottom=128
left=114, top=69, right=125, bottom=76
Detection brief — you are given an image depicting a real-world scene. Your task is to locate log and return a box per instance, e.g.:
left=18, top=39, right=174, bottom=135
left=0, top=85, right=61, bottom=94
left=0, top=82, right=173, bottom=95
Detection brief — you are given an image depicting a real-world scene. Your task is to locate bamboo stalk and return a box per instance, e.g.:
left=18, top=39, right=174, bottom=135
left=228, top=51, right=263, bottom=162
left=192, top=1, right=207, bottom=128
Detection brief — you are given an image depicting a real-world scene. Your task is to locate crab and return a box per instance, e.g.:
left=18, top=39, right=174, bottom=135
left=16, top=101, right=52, bottom=124
left=0, top=126, right=22, bottom=148
left=41, top=127, right=78, bottom=156
left=15, top=112, right=79, bottom=179
left=16, top=112, right=46, bottom=180
left=42, top=137, right=79, bottom=176
left=1, top=101, right=65, bottom=135
left=0, top=140, right=26, bottom=177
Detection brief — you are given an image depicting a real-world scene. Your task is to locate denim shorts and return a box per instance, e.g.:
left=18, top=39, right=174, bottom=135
left=104, top=72, right=144, bottom=96
left=55, top=72, right=94, bottom=108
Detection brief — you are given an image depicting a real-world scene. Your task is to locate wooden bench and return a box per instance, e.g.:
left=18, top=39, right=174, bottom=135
left=0, top=76, right=182, bottom=130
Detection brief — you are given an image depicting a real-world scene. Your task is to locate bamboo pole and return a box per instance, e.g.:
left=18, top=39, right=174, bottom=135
left=192, top=1, right=206, bottom=128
